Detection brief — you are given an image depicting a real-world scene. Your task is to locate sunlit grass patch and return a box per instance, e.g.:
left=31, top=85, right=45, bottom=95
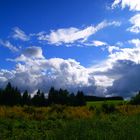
left=87, top=100, right=127, bottom=108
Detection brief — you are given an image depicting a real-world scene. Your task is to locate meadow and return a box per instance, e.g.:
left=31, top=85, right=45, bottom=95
left=0, top=101, right=140, bottom=140
left=86, top=100, right=127, bottom=108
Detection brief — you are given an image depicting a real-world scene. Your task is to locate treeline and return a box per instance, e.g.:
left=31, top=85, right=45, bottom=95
left=0, top=82, right=124, bottom=107
left=0, top=83, right=86, bottom=106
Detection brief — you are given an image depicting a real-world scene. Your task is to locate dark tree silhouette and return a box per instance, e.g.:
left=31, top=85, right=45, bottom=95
left=32, top=90, right=46, bottom=106
left=69, top=93, right=77, bottom=106
left=0, top=82, right=21, bottom=106
left=48, top=87, right=86, bottom=106
left=130, top=91, right=140, bottom=105
left=76, top=91, right=86, bottom=106
left=48, top=87, right=59, bottom=104
left=0, top=82, right=123, bottom=107
left=22, top=90, right=31, bottom=105
left=58, top=88, right=69, bottom=105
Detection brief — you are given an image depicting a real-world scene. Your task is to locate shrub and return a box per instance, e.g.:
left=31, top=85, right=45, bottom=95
left=23, top=106, right=36, bottom=114
left=89, top=106, right=95, bottom=111
left=101, top=103, right=116, bottom=114
left=130, top=91, right=140, bottom=105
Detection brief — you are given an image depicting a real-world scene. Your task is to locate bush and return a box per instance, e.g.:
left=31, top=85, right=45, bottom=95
left=130, top=91, right=140, bottom=105
left=23, top=106, right=35, bottom=114
left=101, top=103, right=116, bottom=114
left=89, top=106, right=95, bottom=111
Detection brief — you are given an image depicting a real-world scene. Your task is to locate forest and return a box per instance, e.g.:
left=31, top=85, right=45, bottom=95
left=0, top=82, right=123, bottom=107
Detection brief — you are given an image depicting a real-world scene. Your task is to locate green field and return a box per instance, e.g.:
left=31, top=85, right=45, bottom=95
left=87, top=100, right=128, bottom=108
left=0, top=114, right=140, bottom=140
left=0, top=101, right=140, bottom=140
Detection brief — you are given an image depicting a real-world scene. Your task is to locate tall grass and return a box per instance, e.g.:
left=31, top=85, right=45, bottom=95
left=0, top=114, right=140, bottom=140
left=87, top=100, right=128, bottom=108
left=0, top=104, right=140, bottom=140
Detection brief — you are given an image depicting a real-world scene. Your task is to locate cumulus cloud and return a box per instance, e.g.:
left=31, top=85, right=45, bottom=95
left=90, top=40, right=140, bottom=97
left=0, top=69, right=14, bottom=87
left=127, top=14, right=140, bottom=33
left=2, top=41, right=140, bottom=97
left=0, top=40, right=19, bottom=52
left=12, top=27, right=29, bottom=41
left=112, top=0, right=140, bottom=11
left=1, top=23, right=140, bottom=97
left=1, top=48, right=97, bottom=94
left=107, top=60, right=140, bottom=97
left=109, top=47, right=140, bottom=64
left=37, top=20, right=121, bottom=45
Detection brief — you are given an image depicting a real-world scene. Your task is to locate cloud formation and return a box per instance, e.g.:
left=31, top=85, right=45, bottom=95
left=1, top=37, right=140, bottom=98
left=129, top=38, right=140, bottom=47
left=0, top=40, right=19, bottom=52
left=1, top=47, right=97, bottom=95
left=127, top=14, right=140, bottom=33
left=3, top=39, right=140, bottom=98
left=112, top=0, right=140, bottom=11
left=112, top=1, right=140, bottom=34
left=0, top=1, right=139, bottom=98
left=37, top=20, right=121, bottom=45
left=23, top=46, right=44, bottom=59
left=107, top=60, right=140, bottom=97
left=12, top=27, right=29, bottom=41
left=90, top=40, right=107, bottom=47
left=90, top=39, right=140, bottom=97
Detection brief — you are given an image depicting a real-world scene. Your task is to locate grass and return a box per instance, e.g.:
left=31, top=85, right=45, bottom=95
left=0, top=114, right=140, bottom=140
left=0, top=102, right=140, bottom=140
left=87, top=100, right=128, bottom=108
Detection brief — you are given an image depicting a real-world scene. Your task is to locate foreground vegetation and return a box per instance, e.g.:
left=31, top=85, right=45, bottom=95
left=1, top=83, right=140, bottom=139
left=0, top=103, right=140, bottom=140
left=1, top=114, right=140, bottom=140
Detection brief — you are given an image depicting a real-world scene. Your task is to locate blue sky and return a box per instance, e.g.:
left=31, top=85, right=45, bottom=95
left=0, top=0, right=140, bottom=97
left=0, top=0, right=131, bottom=67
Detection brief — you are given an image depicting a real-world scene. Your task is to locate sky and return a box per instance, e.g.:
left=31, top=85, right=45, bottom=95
left=0, top=0, right=140, bottom=98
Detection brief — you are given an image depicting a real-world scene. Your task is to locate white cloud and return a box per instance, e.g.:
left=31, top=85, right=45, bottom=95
left=2, top=41, right=140, bottom=97
left=0, top=69, right=14, bottom=87
left=111, top=1, right=140, bottom=33
left=127, top=14, right=140, bottom=33
left=109, top=47, right=140, bottom=64
left=37, top=20, right=121, bottom=45
left=82, top=40, right=107, bottom=47
left=12, top=27, right=29, bottom=41
left=0, top=40, right=19, bottom=52
left=107, top=46, right=120, bottom=54
left=1, top=48, right=97, bottom=94
left=90, top=40, right=140, bottom=97
left=112, top=0, right=121, bottom=8
left=94, top=75, right=114, bottom=87
left=112, top=0, right=140, bottom=11
left=128, top=38, right=140, bottom=47
left=91, top=40, right=107, bottom=47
